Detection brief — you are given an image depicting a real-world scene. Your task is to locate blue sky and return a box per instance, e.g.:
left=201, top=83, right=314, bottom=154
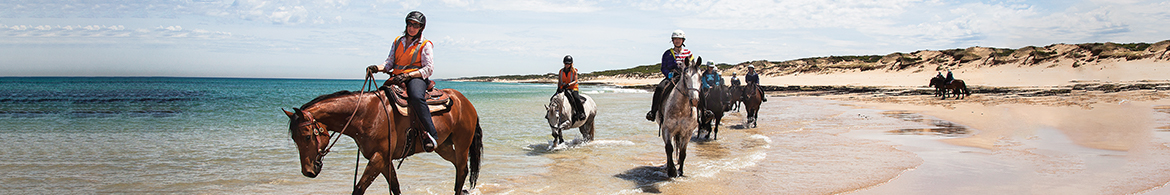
left=2, top=0, right=1168, bottom=79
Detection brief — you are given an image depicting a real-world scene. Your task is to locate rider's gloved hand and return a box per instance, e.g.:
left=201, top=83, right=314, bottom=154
left=366, top=65, right=379, bottom=75
left=391, top=74, right=410, bottom=84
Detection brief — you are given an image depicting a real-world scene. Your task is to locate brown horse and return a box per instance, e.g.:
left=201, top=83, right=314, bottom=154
left=743, top=83, right=763, bottom=128
left=283, top=88, right=482, bottom=195
left=928, top=77, right=970, bottom=99
left=726, top=85, right=742, bottom=112
left=698, top=85, right=725, bottom=140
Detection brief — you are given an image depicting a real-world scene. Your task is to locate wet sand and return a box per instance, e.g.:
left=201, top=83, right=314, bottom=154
left=828, top=90, right=1170, bottom=194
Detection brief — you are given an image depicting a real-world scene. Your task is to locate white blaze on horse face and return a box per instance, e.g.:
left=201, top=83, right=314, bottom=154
left=546, top=93, right=568, bottom=129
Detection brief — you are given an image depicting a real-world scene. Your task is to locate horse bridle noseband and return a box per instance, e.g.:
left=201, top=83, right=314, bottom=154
left=299, top=111, right=332, bottom=165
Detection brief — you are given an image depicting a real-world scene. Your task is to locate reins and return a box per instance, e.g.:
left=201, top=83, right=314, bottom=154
left=300, top=74, right=377, bottom=189
left=667, top=66, right=702, bottom=103
left=316, top=75, right=374, bottom=158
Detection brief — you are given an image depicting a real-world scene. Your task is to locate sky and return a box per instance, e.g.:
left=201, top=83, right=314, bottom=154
left=1, top=0, right=1168, bottom=79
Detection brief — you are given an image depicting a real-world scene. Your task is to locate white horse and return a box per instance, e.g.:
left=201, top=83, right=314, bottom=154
left=655, top=57, right=703, bottom=177
left=544, top=92, right=597, bottom=149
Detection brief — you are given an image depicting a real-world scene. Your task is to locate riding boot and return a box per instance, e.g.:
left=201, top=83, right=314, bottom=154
left=567, top=90, right=585, bottom=121
left=646, top=85, right=662, bottom=121
left=406, top=78, right=439, bottom=152
left=759, top=88, right=768, bottom=102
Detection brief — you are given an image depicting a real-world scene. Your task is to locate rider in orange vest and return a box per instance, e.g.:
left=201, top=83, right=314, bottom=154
left=558, top=55, right=585, bottom=121
left=366, top=11, right=438, bottom=152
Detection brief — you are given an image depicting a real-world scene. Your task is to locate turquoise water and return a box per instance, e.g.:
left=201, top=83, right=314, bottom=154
left=0, top=77, right=673, bottom=194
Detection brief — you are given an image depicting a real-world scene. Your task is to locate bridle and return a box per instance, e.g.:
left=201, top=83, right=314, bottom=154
left=298, top=111, right=331, bottom=167
left=668, top=64, right=702, bottom=104
left=298, top=76, right=376, bottom=170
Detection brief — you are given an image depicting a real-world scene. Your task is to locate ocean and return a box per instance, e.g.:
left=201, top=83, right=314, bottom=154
left=0, top=77, right=720, bottom=194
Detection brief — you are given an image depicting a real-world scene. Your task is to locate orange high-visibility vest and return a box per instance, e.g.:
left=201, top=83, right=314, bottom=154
left=390, top=36, right=431, bottom=75
left=559, top=67, right=578, bottom=91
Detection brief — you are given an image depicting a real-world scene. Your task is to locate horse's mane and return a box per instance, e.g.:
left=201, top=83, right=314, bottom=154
left=548, top=92, right=565, bottom=109
left=300, top=90, right=356, bottom=110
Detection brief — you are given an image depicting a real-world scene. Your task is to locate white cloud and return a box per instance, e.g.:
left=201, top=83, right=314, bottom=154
left=1, top=24, right=230, bottom=42
left=463, top=0, right=602, bottom=13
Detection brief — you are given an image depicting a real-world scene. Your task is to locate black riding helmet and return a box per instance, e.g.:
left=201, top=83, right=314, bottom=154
left=563, top=55, right=573, bottom=64
left=406, top=11, right=426, bottom=27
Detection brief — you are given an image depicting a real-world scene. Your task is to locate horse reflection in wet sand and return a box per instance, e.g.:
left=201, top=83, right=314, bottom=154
left=653, top=57, right=704, bottom=177
left=544, top=92, right=597, bottom=149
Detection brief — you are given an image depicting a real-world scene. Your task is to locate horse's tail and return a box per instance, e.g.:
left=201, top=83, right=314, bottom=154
left=468, top=122, right=483, bottom=189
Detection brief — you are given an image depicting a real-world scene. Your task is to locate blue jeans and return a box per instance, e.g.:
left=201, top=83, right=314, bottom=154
left=405, top=78, right=438, bottom=139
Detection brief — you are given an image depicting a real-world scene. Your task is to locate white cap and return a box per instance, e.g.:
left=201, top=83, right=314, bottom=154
left=748, top=65, right=755, bottom=69
left=671, top=30, right=685, bottom=39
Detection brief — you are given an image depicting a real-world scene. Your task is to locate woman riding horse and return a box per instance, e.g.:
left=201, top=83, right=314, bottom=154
left=367, top=11, right=438, bottom=152
left=558, top=55, right=586, bottom=121
left=646, top=29, right=695, bottom=121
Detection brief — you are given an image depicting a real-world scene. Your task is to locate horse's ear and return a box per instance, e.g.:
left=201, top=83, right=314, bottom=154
left=284, top=108, right=299, bottom=119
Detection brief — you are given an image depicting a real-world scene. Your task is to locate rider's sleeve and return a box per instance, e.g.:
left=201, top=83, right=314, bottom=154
left=661, top=50, right=675, bottom=77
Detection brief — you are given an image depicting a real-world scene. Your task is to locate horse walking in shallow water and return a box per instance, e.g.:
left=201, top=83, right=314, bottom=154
left=283, top=87, right=482, bottom=195
left=743, top=83, right=763, bottom=128
left=544, top=92, right=597, bottom=148
left=726, top=85, right=742, bottom=112
left=653, top=57, right=703, bottom=177
left=698, top=85, right=725, bottom=140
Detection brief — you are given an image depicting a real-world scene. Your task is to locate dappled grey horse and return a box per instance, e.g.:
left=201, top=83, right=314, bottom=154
left=654, top=57, right=703, bottom=177
left=545, top=92, right=597, bottom=149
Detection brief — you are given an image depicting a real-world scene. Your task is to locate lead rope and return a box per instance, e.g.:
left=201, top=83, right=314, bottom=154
left=368, top=77, right=412, bottom=168
left=345, top=75, right=375, bottom=189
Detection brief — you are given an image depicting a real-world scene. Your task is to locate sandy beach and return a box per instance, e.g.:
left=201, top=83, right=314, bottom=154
left=574, top=58, right=1170, bottom=194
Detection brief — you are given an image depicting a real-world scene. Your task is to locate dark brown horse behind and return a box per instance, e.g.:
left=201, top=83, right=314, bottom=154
left=726, top=85, right=742, bottom=112
left=929, top=77, right=971, bottom=99
left=284, top=88, right=482, bottom=195
left=742, top=83, right=763, bottom=128
left=699, top=85, right=725, bottom=140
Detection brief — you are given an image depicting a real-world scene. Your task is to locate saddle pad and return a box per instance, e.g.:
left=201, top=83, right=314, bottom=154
left=383, top=85, right=453, bottom=115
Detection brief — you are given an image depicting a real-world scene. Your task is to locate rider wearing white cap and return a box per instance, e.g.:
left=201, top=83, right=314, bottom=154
left=646, top=30, right=696, bottom=121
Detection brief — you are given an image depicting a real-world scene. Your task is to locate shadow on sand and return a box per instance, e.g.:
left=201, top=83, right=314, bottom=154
left=614, top=165, right=672, bottom=193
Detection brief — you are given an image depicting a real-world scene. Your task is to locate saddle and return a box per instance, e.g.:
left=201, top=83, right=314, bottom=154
left=381, top=81, right=453, bottom=115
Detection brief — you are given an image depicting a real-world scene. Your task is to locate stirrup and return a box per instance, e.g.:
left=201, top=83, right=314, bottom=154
left=423, top=132, right=437, bottom=152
